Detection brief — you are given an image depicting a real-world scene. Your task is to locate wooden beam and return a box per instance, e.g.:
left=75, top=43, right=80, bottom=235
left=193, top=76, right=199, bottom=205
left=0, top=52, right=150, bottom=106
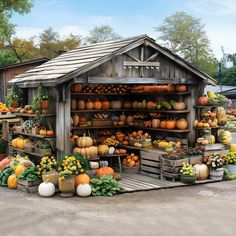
left=123, top=61, right=160, bottom=67
left=144, top=52, right=159, bottom=62
left=125, top=53, right=141, bottom=62
left=87, top=77, right=195, bottom=84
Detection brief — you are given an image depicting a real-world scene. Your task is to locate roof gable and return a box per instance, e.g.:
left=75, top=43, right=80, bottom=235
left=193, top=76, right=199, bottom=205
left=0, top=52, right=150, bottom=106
left=9, top=35, right=216, bottom=87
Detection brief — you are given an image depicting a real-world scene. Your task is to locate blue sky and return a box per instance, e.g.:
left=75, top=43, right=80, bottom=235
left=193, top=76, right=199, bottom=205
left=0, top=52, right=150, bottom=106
left=11, top=0, right=236, bottom=59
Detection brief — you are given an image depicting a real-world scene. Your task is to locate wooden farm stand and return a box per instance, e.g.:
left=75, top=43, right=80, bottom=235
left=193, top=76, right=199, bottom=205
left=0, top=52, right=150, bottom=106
left=8, top=35, right=217, bottom=184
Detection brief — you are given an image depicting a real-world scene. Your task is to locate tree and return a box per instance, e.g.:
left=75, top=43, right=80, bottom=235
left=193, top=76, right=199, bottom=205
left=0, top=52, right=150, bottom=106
left=221, top=66, right=236, bottom=86
left=86, top=25, right=121, bottom=44
left=0, top=50, right=17, bottom=65
left=6, top=37, right=40, bottom=62
left=155, top=12, right=216, bottom=77
left=0, top=0, right=33, bottom=40
left=39, top=28, right=81, bottom=58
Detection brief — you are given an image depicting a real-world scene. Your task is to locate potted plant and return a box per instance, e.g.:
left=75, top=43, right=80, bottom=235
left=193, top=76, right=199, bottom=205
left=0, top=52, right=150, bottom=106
left=180, top=163, right=196, bottom=184
left=37, top=156, right=58, bottom=185
left=35, top=140, right=52, bottom=155
left=5, top=84, right=24, bottom=108
left=58, top=154, right=88, bottom=193
left=225, top=152, right=236, bottom=175
left=32, top=85, right=49, bottom=112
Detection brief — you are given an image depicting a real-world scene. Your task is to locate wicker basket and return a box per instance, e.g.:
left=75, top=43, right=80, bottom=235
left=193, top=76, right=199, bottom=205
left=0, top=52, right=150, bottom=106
left=122, top=166, right=140, bottom=174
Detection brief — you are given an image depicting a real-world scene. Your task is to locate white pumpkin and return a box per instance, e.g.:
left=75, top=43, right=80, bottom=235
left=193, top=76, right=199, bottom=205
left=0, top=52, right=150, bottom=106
left=38, top=182, right=55, bottom=197
left=76, top=184, right=91, bottom=197
left=108, top=146, right=115, bottom=155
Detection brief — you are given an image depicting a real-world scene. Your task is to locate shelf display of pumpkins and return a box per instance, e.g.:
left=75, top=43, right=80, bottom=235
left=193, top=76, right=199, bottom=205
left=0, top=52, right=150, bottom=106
left=82, top=84, right=129, bottom=94
left=73, top=135, right=98, bottom=159
left=131, top=84, right=187, bottom=93
left=128, top=130, right=152, bottom=148
left=196, top=130, right=216, bottom=145
left=153, top=139, right=181, bottom=152
left=194, top=111, right=218, bottom=129
left=122, top=153, right=140, bottom=168
left=11, top=137, right=30, bottom=150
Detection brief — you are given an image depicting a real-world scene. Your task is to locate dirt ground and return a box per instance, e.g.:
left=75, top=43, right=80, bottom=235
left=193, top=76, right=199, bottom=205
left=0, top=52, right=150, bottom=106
left=0, top=181, right=236, bottom=236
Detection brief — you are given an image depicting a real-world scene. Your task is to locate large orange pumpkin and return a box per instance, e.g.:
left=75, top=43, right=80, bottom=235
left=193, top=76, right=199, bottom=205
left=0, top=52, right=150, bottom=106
left=198, top=96, right=208, bottom=106
left=96, top=167, right=115, bottom=177
left=166, top=120, right=177, bottom=129
left=75, top=173, right=90, bottom=187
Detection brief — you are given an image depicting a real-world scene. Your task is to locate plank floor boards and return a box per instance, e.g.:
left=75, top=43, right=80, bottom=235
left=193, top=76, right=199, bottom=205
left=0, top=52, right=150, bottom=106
left=120, top=174, right=220, bottom=193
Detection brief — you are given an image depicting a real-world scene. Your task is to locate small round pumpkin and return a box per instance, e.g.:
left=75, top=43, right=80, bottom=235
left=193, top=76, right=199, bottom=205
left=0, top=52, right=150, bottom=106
left=123, top=101, right=132, bottom=109
left=7, top=174, right=18, bottom=189
left=72, top=84, right=82, bottom=93
left=94, top=100, right=102, bottom=110
left=38, top=182, right=55, bottom=197
left=98, top=145, right=109, bottom=155
left=71, top=99, right=77, bottom=110
left=75, top=173, right=90, bottom=187
left=76, top=184, right=91, bottom=197
left=166, top=120, right=177, bottom=129
left=198, top=96, right=208, bottom=106
left=151, top=119, right=160, bottom=128
left=160, top=120, right=167, bottom=129
left=176, top=118, right=188, bottom=130
left=172, top=102, right=186, bottom=110
left=102, top=101, right=110, bottom=109
left=46, top=130, right=54, bottom=136
left=176, top=85, right=187, bottom=92
left=77, top=100, right=85, bottom=110
left=17, top=138, right=25, bottom=149
left=77, top=134, right=93, bottom=148
left=96, top=166, right=115, bottom=177
left=86, top=101, right=94, bottom=110
left=39, top=129, right=47, bottom=136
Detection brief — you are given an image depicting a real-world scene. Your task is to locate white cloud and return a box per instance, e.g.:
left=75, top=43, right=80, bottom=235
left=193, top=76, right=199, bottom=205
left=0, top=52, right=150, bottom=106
left=187, top=0, right=236, bottom=16
left=15, top=26, right=43, bottom=39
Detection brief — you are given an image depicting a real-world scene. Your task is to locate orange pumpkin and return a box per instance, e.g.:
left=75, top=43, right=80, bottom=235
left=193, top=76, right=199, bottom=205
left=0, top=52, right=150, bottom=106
left=71, top=99, right=77, bottom=110
left=73, top=147, right=81, bottom=153
left=39, top=129, right=47, bottom=136
left=176, top=85, right=187, bottom=92
left=160, top=120, right=167, bottom=129
left=176, top=118, right=188, bottom=130
left=96, top=167, right=115, bottom=177
left=143, top=86, right=151, bottom=93
left=151, top=119, right=160, bottom=128
left=146, top=101, right=156, bottom=110
left=167, top=84, right=175, bottom=92
left=137, top=130, right=143, bottom=136
left=166, top=120, right=176, bottom=129
left=94, top=100, right=102, bottom=110
left=46, top=130, right=54, bottom=136
left=77, top=100, right=85, bottom=110
left=72, top=84, right=82, bottom=93
left=198, top=96, right=208, bottom=106
left=102, top=101, right=110, bottom=109
left=86, top=101, right=94, bottom=110
left=75, top=173, right=90, bottom=187
left=197, top=122, right=204, bottom=128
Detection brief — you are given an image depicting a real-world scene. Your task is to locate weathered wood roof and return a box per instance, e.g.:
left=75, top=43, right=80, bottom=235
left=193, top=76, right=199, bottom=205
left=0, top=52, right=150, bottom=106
left=9, top=35, right=217, bottom=87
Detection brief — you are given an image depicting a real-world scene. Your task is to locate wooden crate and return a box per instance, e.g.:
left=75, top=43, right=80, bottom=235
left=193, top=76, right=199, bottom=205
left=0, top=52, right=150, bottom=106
left=140, top=150, right=164, bottom=179
left=189, top=155, right=203, bottom=165
left=17, top=179, right=42, bottom=193
left=161, top=157, right=189, bottom=182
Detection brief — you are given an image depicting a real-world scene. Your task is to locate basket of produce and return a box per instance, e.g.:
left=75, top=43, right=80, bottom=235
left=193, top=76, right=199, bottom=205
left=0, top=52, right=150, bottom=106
left=122, top=154, right=140, bottom=174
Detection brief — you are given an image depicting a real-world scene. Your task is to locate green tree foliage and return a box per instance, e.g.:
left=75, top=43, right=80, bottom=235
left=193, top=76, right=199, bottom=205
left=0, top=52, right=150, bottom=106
left=221, top=66, right=236, bottom=86
left=0, top=0, right=33, bottom=40
left=0, top=50, right=17, bottom=65
left=86, top=25, right=121, bottom=44
left=39, top=27, right=81, bottom=58
left=155, top=12, right=216, bottom=77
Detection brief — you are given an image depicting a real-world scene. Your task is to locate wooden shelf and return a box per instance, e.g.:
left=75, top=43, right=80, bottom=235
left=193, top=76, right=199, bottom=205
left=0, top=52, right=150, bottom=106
left=98, top=154, right=128, bottom=158
left=11, top=147, right=45, bottom=157
left=133, top=126, right=190, bottom=133
left=71, top=125, right=130, bottom=130
left=119, top=144, right=153, bottom=151
left=71, top=109, right=190, bottom=113
left=194, top=126, right=223, bottom=130
left=194, top=105, right=225, bottom=108
left=14, top=113, right=56, bottom=117
left=71, top=91, right=190, bottom=96
left=13, top=131, right=56, bottom=139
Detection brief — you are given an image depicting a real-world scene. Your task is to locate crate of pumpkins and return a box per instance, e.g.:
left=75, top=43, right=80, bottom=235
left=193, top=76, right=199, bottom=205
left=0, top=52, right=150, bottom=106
left=122, top=153, right=141, bottom=174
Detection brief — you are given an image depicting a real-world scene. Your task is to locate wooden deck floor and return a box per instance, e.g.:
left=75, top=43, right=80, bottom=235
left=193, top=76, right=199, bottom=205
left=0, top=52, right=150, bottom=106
left=119, top=174, right=220, bottom=193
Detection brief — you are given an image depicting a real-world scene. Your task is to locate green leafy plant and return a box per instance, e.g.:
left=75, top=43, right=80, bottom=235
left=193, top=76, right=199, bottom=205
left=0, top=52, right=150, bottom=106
left=180, top=163, right=195, bottom=176
left=18, top=166, right=40, bottom=182
left=5, top=84, right=24, bottom=107
left=0, top=167, right=13, bottom=186
left=32, top=85, right=49, bottom=111
left=36, top=140, right=51, bottom=149
left=90, top=175, right=122, bottom=196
